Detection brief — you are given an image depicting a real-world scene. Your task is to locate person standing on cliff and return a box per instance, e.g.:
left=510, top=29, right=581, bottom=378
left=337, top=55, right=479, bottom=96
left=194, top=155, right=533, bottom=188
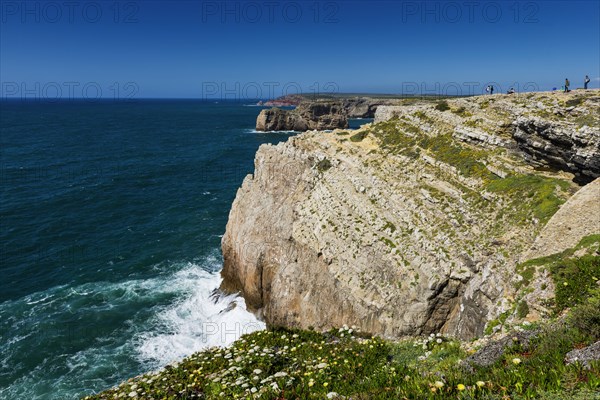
left=490, top=85, right=494, bottom=95
left=584, top=75, right=591, bottom=89
left=564, top=78, right=570, bottom=92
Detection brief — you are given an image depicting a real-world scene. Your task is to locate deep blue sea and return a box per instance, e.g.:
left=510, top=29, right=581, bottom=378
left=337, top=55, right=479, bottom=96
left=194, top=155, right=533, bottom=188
left=0, top=100, right=366, bottom=399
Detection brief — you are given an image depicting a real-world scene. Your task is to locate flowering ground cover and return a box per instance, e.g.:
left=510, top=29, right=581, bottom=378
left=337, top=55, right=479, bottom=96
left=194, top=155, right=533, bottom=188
left=85, top=315, right=599, bottom=399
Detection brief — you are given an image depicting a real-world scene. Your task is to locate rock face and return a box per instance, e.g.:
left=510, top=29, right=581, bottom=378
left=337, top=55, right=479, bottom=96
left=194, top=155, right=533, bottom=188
left=513, top=117, right=600, bottom=184
left=524, top=177, right=600, bottom=261
left=341, top=98, right=401, bottom=118
left=256, top=102, right=348, bottom=132
left=224, top=90, right=600, bottom=340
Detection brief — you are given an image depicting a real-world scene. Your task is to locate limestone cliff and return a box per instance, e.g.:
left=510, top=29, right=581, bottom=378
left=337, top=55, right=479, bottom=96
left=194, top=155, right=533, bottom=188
left=223, top=90, right=600, bottom=340
left=340, top=97, right=403, bottom=118
left=256, top=102, right=348, bottom=132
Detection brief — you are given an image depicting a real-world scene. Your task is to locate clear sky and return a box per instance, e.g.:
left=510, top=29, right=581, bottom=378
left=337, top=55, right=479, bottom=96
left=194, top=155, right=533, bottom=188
left=1, top=0, right=599, bottom=99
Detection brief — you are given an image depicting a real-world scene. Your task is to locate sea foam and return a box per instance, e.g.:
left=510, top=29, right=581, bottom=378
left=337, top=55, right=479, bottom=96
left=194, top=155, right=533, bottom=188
left=135, top=259, right=264, bottom=365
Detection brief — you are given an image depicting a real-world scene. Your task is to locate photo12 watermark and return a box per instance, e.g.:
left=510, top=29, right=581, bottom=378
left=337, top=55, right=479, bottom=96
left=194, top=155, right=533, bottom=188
left=200, top=1, right=341, bottom=24
left=0, top=1, right=140, bottom=24
left=398, top=81, right=540, bottom=97
left=398, top=1, right=540, bottom=24
left=200, top=81, right=339, bottom=101
left=1, top=81, right=140, bottom=101
left=197, top=321, right=265, bottom=345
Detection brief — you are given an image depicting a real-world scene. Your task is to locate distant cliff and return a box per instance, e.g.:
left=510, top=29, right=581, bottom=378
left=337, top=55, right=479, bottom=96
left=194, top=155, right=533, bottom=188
left=256, top=102, right=348, bottom=131
left=256, top=97, right=405, bottom=131
left=225, top=90, right=600, bottom=340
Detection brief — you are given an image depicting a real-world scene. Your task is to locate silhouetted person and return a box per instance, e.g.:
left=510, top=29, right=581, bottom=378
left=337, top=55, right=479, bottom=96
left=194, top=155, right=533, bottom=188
left=490, top=85, right=494, bottom=95
left=564, top=78, right=570, bottom=92
left=584, top=75, right=591, bottom=90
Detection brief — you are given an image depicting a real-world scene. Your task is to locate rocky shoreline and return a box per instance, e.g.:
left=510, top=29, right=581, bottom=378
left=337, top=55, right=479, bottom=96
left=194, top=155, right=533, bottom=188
left=85, top=90, right=600, bottom=399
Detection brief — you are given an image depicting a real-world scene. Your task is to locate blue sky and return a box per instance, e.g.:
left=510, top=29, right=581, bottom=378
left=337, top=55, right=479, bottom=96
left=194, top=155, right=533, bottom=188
left=1, top=0, right=599, bottom=98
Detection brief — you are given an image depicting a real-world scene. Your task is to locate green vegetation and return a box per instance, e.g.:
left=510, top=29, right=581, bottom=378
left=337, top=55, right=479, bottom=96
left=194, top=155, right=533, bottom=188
left=350, top=131, right=369, bottom=142
left=335, top=131, right=350, bottom=136
left=84, top=310, right=600, bottom=400
left=418, top=133, right=492, bottom=179
left=565, top=98, right=583, bottom=107
left=435, top=100, right=450, bottom=112
left=485, top=175, right=570, bottom=223
left=484, top=309, right=513, bottom=336
left=368, top=119, right=572, bottom=225
left=316, top=158, right=332, bottom=172
left=452, top=107, right=472, bottom=117
left=569, top=290, right=600, bottom=339
left=550, top=254, right=600, bottom=311
left=380, top=236, right=397, bottom=249
left=516, top=300, right=530, bottom=319
left=517, top=235, right=600, bottom=313
left=575, top=113, right=599, bottom=128
left=413, top=111, right=431, bottom=122
left=382, top=221, right=397, bottom=233
left=515, top=264, right=536, bottom=290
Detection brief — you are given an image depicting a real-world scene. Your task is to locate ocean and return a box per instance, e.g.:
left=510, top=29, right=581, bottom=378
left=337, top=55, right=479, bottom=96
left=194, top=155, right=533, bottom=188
left=0, top=100, right=346, bottom=399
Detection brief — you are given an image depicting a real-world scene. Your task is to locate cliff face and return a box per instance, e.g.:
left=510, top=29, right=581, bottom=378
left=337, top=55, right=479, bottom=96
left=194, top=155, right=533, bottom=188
left=256, top=102, right=348, bottom=132
left=224, top=90, right=600, bottom=340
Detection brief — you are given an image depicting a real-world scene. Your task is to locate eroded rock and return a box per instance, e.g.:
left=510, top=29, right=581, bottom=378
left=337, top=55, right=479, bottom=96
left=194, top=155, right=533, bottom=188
left=565, top=341, right=600, bottom=369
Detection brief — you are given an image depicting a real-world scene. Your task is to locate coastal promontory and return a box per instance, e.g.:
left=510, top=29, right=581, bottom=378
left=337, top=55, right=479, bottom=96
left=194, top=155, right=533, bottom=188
left=223, top=90, right=600, bottom=340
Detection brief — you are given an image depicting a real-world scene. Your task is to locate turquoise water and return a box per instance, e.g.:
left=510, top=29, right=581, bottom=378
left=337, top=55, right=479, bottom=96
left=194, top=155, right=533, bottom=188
left=0, top=100, right=301, bottom=399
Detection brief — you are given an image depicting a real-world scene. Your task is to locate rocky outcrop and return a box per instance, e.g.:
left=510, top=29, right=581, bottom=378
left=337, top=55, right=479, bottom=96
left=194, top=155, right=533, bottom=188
left=341, top=98, right=401, bottom=118
left=225, top=90, right=600, bottom=341
left=259, top=94, right=403, bottom=119
left=376, top=91, right=600, bottom=182
left=256, top=102, right=348, bottom=132
left=462, top=329, right=540, bottom=369
left=565, top=341, right=600, bottom=369
left=524, top=178, right=600, bottom=260
left=256, top=107, right=308, bottom=131
left=513, top=117, right=600, bottom=184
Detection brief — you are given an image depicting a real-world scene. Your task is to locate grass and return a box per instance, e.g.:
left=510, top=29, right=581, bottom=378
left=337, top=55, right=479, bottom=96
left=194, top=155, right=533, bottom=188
left=435, top=100, right=450, bottom=112
left=484, top=175, right=570, bottom=224
left=549, top=254, right=600, bottom=311
left=417, top=133, right=493, bottom=180
left=515, top=264, right=536, bottom=290
left=83, top=310, right=600, bottom=400
left=517, top=234, right=600, bottom=313
left=452, top=107, right=472, bottom=117
left=575, top=113, right=599, bottom=128
left=350, top=131, right=369, bottom=142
